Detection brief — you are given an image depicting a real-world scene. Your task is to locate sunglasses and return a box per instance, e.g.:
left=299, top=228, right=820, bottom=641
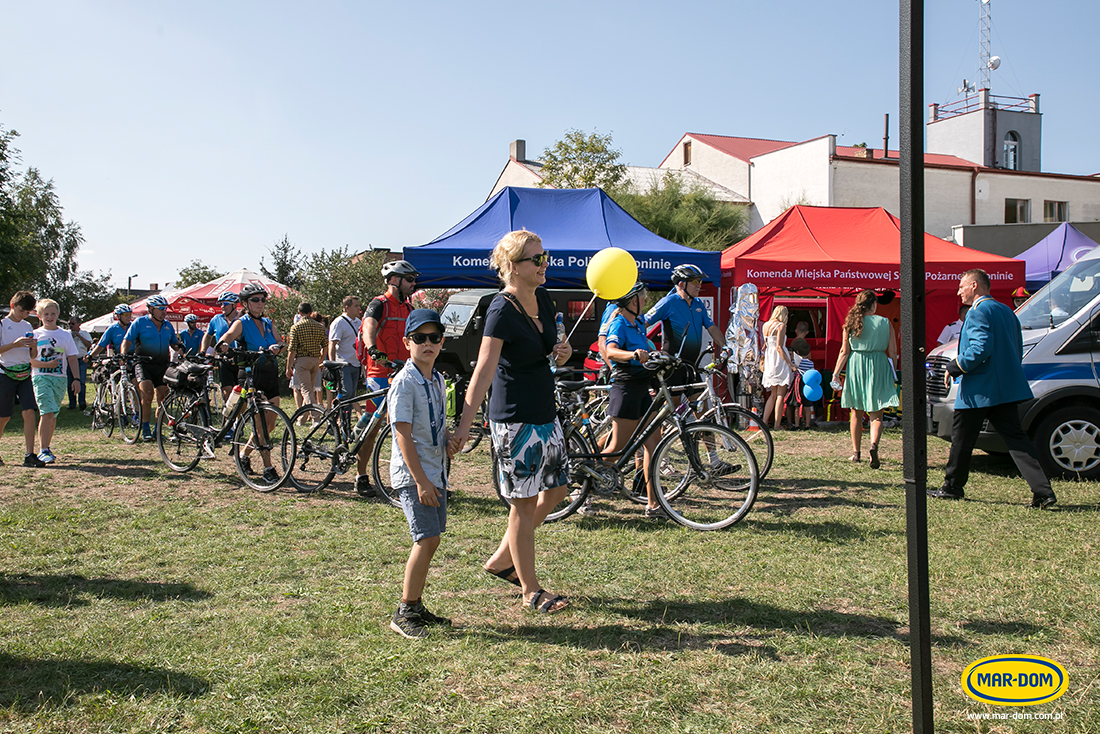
left=407, top=331, right=443, bottom=345
left=248, top=296, right=267, bottom=303
left=515, top=252, right=550, bottom=267
left=402, top=276, right=417, bottom=284
left=686, top=278, right=703, bottom=285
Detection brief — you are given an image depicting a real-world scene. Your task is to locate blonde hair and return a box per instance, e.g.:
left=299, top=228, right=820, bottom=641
left=490, top=230, right=542, bottom=286
left=768, top=305, right=789, bottom=324
left=36, top=298, right=59, bottom=314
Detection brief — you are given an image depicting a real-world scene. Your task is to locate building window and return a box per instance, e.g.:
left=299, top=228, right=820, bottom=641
left=1005, top=198, right=1030, bottom=224
left=683, top=141, right=692, bottom=166
left=1044, top=201, right=1068, bottom=223
left=1003, top=131, right=1020, bottom=171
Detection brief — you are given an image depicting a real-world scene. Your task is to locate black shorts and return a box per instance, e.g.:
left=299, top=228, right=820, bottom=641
left=667, top=365, right=705, bottom=399
left=135, top=361, right=169, bottom=389
left=0, top=374, right=37, bottom=417
left=609, top=379, right=653, bottom=421
left=218, top=362, right=238, bottom=388
left=240, top=362, right=280, bottom=401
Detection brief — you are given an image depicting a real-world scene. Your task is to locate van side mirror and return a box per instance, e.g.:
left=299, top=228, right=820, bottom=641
left=473, top=315, right=483, bottom=332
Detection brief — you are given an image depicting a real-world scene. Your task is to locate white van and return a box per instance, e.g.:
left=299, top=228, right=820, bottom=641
left=926, top=248, right=1100, bottom=480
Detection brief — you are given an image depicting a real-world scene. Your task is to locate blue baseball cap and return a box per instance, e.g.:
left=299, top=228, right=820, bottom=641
left=405, top=309, right=443, bottom=337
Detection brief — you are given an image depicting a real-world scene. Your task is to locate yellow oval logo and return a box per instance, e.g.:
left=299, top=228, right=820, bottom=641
left=961, top=655, right=1068, bottom=706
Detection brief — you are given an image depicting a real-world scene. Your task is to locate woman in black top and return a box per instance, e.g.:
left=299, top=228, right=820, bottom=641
left=450, top=230, right=572, bottom=614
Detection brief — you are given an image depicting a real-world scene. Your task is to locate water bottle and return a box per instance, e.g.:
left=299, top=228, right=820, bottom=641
left=224, top=385, right=242, bottom=417
left=830, top=376, right=843, bottom=393
left=549, top=312, right=566, bottom=367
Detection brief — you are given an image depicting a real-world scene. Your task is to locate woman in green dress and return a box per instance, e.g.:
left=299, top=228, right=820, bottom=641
left=833, top=290, right=898, bottom=468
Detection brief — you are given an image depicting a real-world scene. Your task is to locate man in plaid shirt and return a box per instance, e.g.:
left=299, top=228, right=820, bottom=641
left=285, top=302, right=328, bottom=410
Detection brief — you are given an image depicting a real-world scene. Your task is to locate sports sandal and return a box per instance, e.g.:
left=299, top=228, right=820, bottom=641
left=485, top=564, right=521, bottom=587
left=526, top=589, right=569, bottom=614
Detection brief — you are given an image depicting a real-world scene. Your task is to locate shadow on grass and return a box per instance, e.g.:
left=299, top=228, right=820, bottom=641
left=0, top=573, right=213, bottom=607
left=57, top=456, right=163, bottom=479
left=741, top=517, right=901, bottom=543
left=0, top=653, right=209, bottom=710
left=961, top=618, right=1044, bottom=636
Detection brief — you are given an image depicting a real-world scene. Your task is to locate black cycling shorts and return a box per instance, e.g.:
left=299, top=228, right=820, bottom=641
left=609, top=379, right=653, bottom=421
left=239, top=361, right=280, bottom=401
left=135, top=361, right=169, bottom=389
left=218, top=362, right=238, bottom=388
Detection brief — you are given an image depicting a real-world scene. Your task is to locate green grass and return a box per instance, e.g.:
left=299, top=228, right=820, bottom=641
left=1, top=408, right=1098, bottom=733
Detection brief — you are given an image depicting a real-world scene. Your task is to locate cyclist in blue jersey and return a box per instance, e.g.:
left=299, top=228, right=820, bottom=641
left=216, top=283, right=283, bottom=483
left=87, top=304, right=134, bottom=360
left=202, top=291, right=241, bottom=400
left=121, top=295, right=182, bottom=440
left=179, top=314, right=205, bottom=357
left=644, top=264, right=727, bottom=390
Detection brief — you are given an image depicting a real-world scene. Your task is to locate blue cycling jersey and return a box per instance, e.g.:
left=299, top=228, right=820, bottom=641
left=645, top=289, right=714, bottom=364
left=97, top=322, right=129, bottom=354
left=239, top=315, right=277, bottom=351
left=123, top=315, right=179, bottom=362
left=208, top=313, right=238, bottom=349
left=606, top=313, right=650, bottom=381
left=179, top=328, right=205, bottom=356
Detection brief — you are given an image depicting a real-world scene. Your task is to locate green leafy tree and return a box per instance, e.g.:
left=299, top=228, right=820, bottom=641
left=260, top=234, right=305, bottom=290
left=175, top=259, right=226, bottom=289
left=614, top=172, right=748, bottom=251
left=537, top=129, right=627, bottom=190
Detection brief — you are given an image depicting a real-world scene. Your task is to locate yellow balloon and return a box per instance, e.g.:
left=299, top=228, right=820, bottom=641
left=586, top=247, right=638, bottom=300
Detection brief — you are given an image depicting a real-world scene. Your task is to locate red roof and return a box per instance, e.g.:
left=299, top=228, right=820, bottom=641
left=682, top=133, right=981, bottom=168
left=833, top=145, right=979, bottom=168
left=721, top=205, right=1022, bottom=290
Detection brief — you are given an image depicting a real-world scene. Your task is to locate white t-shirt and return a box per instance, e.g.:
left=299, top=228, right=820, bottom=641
left=937, top=320, right=963, bottom=345
left=328, top=314, right=361, bottom=367
left=71, top=328, right=92, bottom=357
left=0, top=317, right=33, bottom=369
left=32, top=327, right=78, bottom=379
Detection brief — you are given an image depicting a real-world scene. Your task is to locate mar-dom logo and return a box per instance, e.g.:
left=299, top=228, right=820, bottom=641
left=961, top=655, right=1067, bottom=706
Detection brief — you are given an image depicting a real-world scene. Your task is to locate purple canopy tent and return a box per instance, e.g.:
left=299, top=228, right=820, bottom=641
left=1018, top=222, right=1100, bottom=289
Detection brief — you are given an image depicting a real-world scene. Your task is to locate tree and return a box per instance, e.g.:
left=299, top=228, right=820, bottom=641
left=0, top=122, right=116, bottom=317
left=175, top=259, right=226, bottom=289
left=537, top=129, right=627, bottom=190
left=613, top=172, right=748, bottom=252
left=260, top=234, right=304, bottom=290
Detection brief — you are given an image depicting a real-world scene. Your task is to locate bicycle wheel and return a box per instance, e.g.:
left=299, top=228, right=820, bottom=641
left=371, top=423, right=402, bottom=508
left=701, top=403, right=774, bottom=480
left=461, top=396, right=491, bottom=453
left=492, top=427, right=594, bottom=522
left=91, top=384, right=114, bottom=438
left=653, top=422, right=758, bottom=531
left=232, top=402, right=296, bottom=492
left=156, top=392, right=208, bottom=472
left=117, top=382, right=143, bottom=444
left=286, top=404, right=338, bottom=493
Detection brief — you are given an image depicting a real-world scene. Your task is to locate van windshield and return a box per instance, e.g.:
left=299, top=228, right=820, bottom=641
left=440, top=303, right=475, bottom=331
left=1016, top=258, right=1100, bottom=330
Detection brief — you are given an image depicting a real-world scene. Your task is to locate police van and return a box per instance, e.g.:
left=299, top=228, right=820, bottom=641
left=926, top=248, right=1100, bottom=480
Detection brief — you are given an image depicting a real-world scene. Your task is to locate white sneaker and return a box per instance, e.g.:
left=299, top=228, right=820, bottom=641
left=38, top=449, right=56, bottom=465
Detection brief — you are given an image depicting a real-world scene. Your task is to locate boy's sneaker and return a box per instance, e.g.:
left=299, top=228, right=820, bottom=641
left=262, top=467, right=280, bottom=485
left=390, top=604, right=429, bottom=639
left=409, top=602, right=451, bottom=627
left=23, top=453, right=46, bottom=468
left=38, top=449, right=56, bottom=465
left=240, top=455, right=254, bottom=474
left=356, top=475, right=377, bottom=498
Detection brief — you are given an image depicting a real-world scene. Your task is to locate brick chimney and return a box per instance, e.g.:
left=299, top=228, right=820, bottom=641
left=510, top=139, right=526, bottom=162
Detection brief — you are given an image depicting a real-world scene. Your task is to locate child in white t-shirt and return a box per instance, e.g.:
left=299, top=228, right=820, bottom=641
left=30, top=299, right=80, bottom=465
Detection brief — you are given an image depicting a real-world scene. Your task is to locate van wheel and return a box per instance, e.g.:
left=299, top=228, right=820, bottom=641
left=1033, top=406, right=1100, bottom=480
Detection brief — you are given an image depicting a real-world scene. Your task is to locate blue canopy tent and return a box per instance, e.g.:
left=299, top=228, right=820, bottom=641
left=1018, top=222, right=1100, bottom=289
left=403, top=187, right=721, bottom=289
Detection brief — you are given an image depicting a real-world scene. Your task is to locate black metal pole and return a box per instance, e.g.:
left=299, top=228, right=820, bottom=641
left=900, top=1, right=934, bottom=732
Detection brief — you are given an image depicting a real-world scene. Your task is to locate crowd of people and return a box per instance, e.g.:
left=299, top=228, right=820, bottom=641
left=0, top=236, right=1058, bottom=639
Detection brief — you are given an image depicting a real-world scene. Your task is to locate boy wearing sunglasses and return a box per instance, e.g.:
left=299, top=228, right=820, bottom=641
left=387, top=309, right=453, bottom=638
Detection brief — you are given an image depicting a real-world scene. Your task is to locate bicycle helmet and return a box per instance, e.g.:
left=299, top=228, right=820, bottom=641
left=184, top=314, right=198, bottom=324
left=381, top=260, right=419, bottom=280
left=239, top=283, right=268, bottom=301
left=216, top=291, right=240, bottom=305
left=114, top=303, right=132, bottom=315
left=670, top=264, right=707, bottom=283
left=146, top=295, right=169, bottom=310
left=615, top=281, right=646, bottom=309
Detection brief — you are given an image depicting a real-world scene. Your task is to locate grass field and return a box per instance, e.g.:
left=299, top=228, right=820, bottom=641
left=1, top=407, right=1097, bottom=733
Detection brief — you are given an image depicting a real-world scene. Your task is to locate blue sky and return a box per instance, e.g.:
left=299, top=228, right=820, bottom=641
left=3, top=0, right=1096, bottom=289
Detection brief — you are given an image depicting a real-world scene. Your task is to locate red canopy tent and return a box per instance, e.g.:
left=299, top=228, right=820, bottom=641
left=720, top=206, right=1025, bottom=366
left=170, top=268, right=293, bottom=304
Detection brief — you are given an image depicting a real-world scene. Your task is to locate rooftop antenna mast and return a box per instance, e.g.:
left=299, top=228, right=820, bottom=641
left=979, top=0, right=992, bottom=90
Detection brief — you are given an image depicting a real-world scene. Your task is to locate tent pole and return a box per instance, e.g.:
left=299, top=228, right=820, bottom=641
left=900, top=0, right=934, bottom=732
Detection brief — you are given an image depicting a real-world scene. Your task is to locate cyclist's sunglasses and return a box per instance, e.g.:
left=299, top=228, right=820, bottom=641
left=407, top=331, right=443, bottom=345
left=515, top=252, right=550, bottom=267
left=402, top=275, right=417, bottom=284
left=248, top=296, right=267, bottom=303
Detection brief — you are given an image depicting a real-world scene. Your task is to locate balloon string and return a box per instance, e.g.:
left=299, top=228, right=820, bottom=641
left=565, top=295, right=596, bottom=343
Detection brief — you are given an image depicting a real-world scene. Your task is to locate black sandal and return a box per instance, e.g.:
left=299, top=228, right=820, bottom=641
left=869, top=444, right=880, bottom=469
left=527, top=589, right=569, bottom=614
left=485, top=565, right=521, bottom=588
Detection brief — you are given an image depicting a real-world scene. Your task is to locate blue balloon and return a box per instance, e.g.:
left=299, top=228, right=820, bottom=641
left=803, top=369, right=822, bottom=387
left=803, top=383, right=823, bottom=402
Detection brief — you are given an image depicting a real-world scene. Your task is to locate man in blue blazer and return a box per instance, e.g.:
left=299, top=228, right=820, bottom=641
left=928, top=269, right=1057, bottom=509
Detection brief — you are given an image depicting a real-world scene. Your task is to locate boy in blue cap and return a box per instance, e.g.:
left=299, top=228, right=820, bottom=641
left=388, top=309, right=453, bottom=638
